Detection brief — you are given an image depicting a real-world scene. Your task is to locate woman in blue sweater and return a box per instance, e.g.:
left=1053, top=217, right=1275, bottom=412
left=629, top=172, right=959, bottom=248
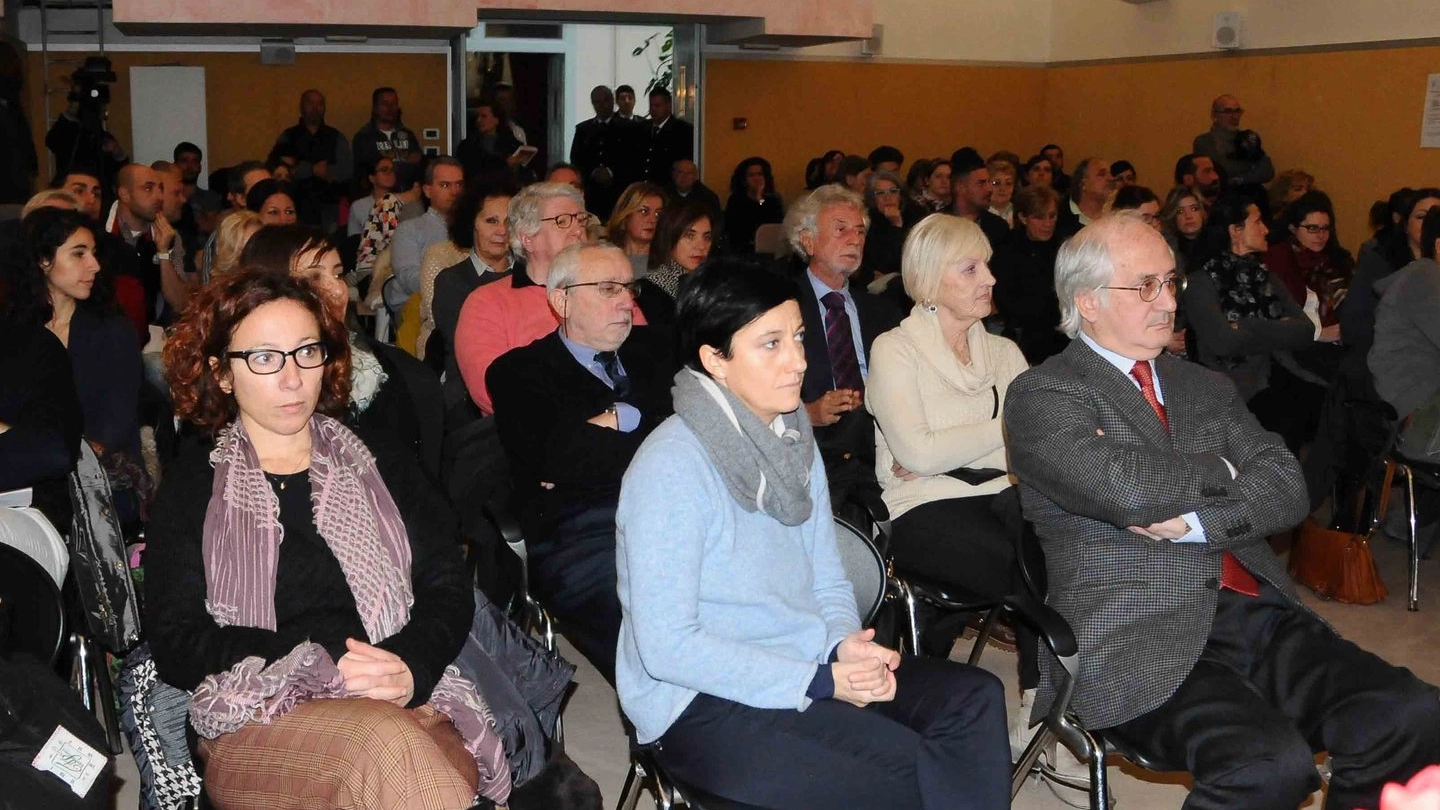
left=615, top=259, right=1010, bottom=810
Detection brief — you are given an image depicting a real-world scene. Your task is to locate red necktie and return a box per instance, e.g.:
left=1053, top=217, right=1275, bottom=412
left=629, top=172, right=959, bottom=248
left=1130, top=361, right=1260, bottom=597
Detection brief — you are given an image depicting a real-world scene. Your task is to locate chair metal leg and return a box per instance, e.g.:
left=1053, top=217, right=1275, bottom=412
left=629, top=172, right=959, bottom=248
left=1401, top=464, right=1420, bottom=611
left=966, top=605, right=1003, bottom=667
left=70, top=633, right=122, bottom=754
left=616, top=759, right=643, bottom=810
left=1087, top=732, right=1110, bottom=810
left=899, top=578, right=921, bottom=655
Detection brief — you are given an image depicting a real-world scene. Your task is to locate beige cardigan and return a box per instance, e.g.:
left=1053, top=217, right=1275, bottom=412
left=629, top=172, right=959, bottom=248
left=866, top=307, right=1029, bottom=520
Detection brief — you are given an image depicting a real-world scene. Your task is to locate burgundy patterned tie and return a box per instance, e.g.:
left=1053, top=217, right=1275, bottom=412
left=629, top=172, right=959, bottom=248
left=822, top=291, right=864, bottom=392
left=1130, top=360, right=1260, bottom=597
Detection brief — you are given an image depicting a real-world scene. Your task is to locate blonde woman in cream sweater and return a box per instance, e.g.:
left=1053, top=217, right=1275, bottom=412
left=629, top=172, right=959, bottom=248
left=866, top=213, right=1039, bottom=753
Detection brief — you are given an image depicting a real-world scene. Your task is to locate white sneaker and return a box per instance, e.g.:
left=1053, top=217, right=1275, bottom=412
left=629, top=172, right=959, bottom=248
left=1009, top=688, right=1038, bottom=761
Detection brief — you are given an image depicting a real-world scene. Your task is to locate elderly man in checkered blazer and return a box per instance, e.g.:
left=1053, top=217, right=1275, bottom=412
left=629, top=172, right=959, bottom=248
left=1003, top=213, right=1440, bottom=810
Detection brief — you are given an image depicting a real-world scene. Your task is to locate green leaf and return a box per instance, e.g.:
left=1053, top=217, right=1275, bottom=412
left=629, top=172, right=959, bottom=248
left=661, top=39, right=672, bottom=54
left=632, top=46, right=645, bottom=57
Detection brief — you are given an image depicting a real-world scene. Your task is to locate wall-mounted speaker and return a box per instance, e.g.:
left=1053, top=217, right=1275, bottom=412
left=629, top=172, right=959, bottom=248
left=260, top=41, right=296, bottom=66
left=860, top=24, right=884, bottom=57
left=1213, top=12, right=1243, bottom=50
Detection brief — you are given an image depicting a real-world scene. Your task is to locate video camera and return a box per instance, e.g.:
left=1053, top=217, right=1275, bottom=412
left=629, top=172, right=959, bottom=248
left=68, top=55, right=116, bottom=107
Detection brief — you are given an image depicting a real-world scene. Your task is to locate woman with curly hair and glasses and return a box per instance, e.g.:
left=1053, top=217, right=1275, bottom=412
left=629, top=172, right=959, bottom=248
left=146, top=268, right=508, bottom=809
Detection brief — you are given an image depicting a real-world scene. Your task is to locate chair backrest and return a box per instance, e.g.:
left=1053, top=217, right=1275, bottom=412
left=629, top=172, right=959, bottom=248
left=753, top=223, right=788, bottom=256
left=0, top=542, right=66, bottom=665
left=0, top=506, right=69, bottom=588
left=68, top=441, right=142, bottom=653
left=833, top=516, right=885, bottom=627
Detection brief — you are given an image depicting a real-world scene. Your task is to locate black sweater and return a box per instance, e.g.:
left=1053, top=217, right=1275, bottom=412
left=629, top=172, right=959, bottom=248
left=145, top=428, right=470, bottom=706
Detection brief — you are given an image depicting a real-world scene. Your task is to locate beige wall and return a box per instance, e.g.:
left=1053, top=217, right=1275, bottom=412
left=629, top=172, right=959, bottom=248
left=798, top=0, right=1051, bottom=63
left=1048, top=0, right=1440, bottom=62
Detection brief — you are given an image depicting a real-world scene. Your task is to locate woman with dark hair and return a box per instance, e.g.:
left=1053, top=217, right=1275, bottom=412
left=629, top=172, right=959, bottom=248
left=1341, top=187, right=1440, bottom=355
left=1021, top=154, right=1053, bottom=189
left=605, top=181, right=666, bottom=279
left=430, top=181, right=517, bottom=374
left=904, top=158, right=933, bottom=208
left=1159, top=185, right=1207, bottom=271
left=146, top=268, right=503, bottom=809
left=805, top=149, right=845, bottom=190
left=915, top=157, right=950, bottom=213
left=859, top=170, right=921, bottom=292
left=348, top=157, right=399, bottom=236
left=245, top=178, right=299, bottom=226
left=634, top=198, right=713, bottom=326
left=455, top=100, right=525, bottom=185
left=1108, top=184, right=1161, bottom=228
left=3, top=206, right=147, bottom=524
left=1184, top=191, right=1338, bottom=449
left=724, top=157, right=784, bottom=254
left=1263, top=190, right=1353, bottom=331
left=991, top=183, right=1068, bottom=364
left=615, top=258, right=1009, bottom=810
left=837, top=154, right=872, bottom=194
left=242, top=224, right=445, bottom=481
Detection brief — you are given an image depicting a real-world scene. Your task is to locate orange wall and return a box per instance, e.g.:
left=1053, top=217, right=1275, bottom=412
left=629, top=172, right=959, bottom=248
left=1044, top=45, right=1440, bottom=245
left=26, top=50, right=448, bottom=178
left=702, top=59, right=1047, bottom=204
left=704, top=45, right=1440, bottom=250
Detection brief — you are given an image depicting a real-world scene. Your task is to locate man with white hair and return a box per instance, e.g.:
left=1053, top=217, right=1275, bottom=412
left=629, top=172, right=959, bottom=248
left=1004, top=214, right=1440, bottom=809
left=487, top=242, right=674, bottom=682
left=456, top=181, right=649, bottom=415
left=785, top=184, right=901, bottom=509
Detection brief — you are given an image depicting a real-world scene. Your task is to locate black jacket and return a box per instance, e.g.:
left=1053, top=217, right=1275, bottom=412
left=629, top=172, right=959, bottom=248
left=991, top=234, right=1068, bottom=365
left=486, top=327, right=674, bottom=540
left=145, top=429, right=470, bottom=707
left=639, top=116, right=695, bottom=185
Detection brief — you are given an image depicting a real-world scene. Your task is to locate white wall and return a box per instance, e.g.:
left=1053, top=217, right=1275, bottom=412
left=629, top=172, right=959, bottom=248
left=1048, top=0, right=1440, bottom=63
left=564, top=24, right=670, bottom=153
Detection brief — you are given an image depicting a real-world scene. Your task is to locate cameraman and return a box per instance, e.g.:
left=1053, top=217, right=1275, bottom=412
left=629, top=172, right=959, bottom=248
left=1192, top=93, right=1275, bottom=187
left=46, top=61, right=126, bottom=190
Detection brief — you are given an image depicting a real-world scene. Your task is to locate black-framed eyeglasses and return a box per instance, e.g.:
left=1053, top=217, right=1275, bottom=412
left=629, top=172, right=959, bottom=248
left=1296, top=223, right=1332, bottom=234
left=563, top=280, right=643, bottom=298
left=1102, top=275, right=1186, bottom=302
left=225, top=342, right=331, bottom=375
left=1217, top=106, right=1244, bottom=115
left=541, top=212, right=593, bottom=230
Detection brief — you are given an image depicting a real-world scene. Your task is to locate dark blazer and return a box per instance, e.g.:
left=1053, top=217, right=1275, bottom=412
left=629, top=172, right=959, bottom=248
left=486, top=327, right=675, bottom=539
left=975, top=209, right=1012, bottom=249
left=640, top=116, right=695, bottom=185
left=433, top=257, right=514, bottom=413
left=1003, top=338, right=1309, bottom=729
left=570, top=116, right=640, bottom=218
left=792, top=265, right=902, bottom=470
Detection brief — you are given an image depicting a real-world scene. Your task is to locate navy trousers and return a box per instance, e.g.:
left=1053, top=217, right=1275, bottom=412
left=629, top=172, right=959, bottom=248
left=655, top=655, right=1011, bottom=810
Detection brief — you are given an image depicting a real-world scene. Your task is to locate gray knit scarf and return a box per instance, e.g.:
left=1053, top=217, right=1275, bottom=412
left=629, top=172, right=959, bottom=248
left=671, top=368, right=815, bottom=526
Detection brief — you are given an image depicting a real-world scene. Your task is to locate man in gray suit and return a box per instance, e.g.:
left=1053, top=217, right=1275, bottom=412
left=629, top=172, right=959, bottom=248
left=1004, top=214, right=1440, bottom=810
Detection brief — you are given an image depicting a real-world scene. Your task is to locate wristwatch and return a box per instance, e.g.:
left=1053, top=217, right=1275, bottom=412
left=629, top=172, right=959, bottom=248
left=154, top=250, right=172, bottom=263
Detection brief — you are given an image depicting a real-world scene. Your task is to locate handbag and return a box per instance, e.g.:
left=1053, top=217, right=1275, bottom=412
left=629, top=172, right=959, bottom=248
left=1288, top=518, right=1387, bottom=604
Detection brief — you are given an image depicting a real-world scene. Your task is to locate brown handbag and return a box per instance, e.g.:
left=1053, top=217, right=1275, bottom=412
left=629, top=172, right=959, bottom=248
left=1288, top=464, right=1391, bottom=605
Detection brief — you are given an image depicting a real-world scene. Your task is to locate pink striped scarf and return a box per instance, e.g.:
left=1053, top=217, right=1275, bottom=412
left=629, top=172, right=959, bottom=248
left=189, top=414, right=510, bottom=803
